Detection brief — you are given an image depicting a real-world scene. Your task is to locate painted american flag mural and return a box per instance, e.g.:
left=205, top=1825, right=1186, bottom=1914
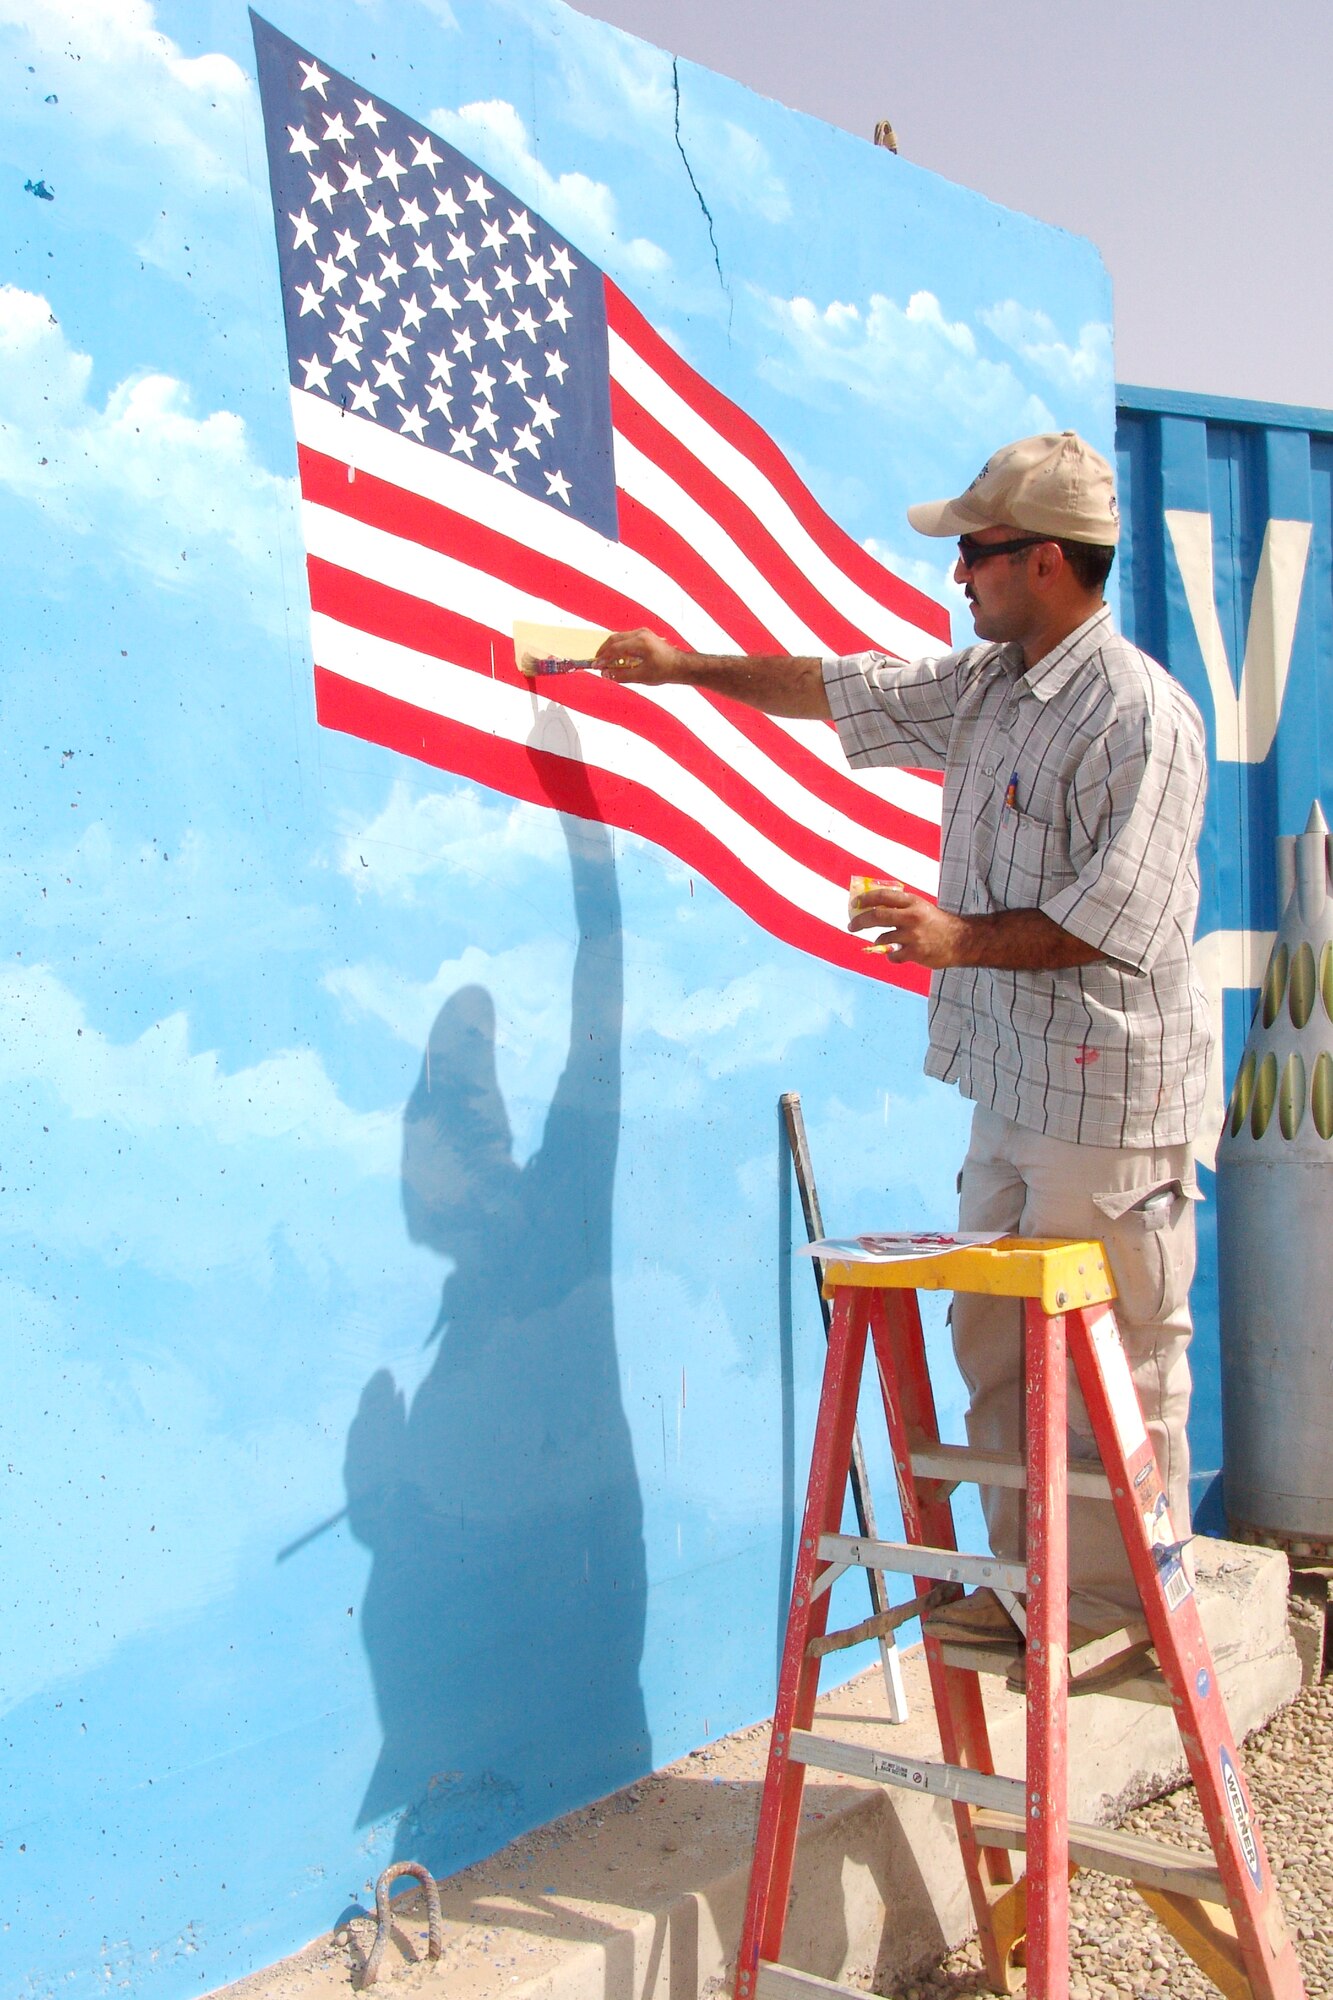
left=252, top=13, right=950, bottom=991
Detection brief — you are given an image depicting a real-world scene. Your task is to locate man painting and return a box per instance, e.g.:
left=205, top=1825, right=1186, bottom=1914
left=594, top=430, right=1211, bottom=1649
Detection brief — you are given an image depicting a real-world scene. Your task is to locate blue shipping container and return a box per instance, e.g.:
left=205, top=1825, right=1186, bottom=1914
left=1116, top=383, right=1333, bottom=1523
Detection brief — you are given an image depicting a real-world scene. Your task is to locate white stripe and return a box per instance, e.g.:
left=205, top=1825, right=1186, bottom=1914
left=311, top=613, right=860, bottom=934
left=769, top=718, right=943, bottom=827
left=303, top=501, right=938, bottom=892
left=609, top=326, right=944, bottom=659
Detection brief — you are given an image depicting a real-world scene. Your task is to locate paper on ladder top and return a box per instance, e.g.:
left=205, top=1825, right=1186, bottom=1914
left=512, top=619, right=611, bottom=675
left=805, top=1233, right=1116, bottom=1314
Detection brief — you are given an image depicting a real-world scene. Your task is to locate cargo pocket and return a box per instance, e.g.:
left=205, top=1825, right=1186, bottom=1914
left=1091, top=1179, right=1200, bottom=1328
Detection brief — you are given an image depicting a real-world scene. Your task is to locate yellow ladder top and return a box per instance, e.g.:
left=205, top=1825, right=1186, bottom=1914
left=820, top=1237, right=1116, bottom=1314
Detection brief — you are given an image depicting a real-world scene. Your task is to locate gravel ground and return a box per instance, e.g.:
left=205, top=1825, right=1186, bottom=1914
left=890, top=1669, right=1333, bottom=2000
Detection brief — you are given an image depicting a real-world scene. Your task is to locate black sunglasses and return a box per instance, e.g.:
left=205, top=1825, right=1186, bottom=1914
left=956, top=533, right=1050, bottom=569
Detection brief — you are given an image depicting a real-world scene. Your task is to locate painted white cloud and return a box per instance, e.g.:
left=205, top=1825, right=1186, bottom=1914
left=705, top=120, right=791, bottom=225
left=757, top=285, right=1058, bottom=441
left=978, top=301, right=1114, bottom=398
left=429, top=98, right=670, bottom=277
left=0, top=960, right=398, bottom=1281
left=335, top=778, right=567, bottom=901
left=0, top=285, right=297, bottom=610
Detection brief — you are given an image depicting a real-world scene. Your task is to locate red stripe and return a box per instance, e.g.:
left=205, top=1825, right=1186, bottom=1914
left=298, top=443, right=941, bottom=856
left=613, top=381, right=883, bottom=658
left=307, top=555, right=928, bottom=893
left=614, top=488, right=782, bottom=655
left=606, top=279, right=952, bottom=645
left=313, top=665, right=930, bottom=997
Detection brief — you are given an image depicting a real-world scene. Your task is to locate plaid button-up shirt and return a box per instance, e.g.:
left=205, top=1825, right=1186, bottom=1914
left=824, top=606, right=1212, bottom=1147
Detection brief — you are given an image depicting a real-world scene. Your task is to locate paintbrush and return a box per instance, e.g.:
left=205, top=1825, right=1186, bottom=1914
left=513, top=618, right=613, bottom=679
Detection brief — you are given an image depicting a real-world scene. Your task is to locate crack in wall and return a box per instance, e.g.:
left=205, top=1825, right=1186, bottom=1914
left=672, top=57, right=731, bottom=315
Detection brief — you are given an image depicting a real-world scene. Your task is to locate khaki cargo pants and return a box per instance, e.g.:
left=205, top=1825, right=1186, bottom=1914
left=953, top=1103, right=1198, bottom=1632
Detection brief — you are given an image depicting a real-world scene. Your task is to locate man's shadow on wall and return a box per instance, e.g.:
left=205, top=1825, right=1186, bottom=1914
left=343, top=793, right=650, bottom=1871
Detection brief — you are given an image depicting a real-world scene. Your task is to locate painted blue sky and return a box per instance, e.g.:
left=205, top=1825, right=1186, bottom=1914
left=0, top=3, right=1112, bottom=1994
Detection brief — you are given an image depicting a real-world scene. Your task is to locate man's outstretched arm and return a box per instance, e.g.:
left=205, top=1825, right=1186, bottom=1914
left=594, top=627, right=832, bottom=720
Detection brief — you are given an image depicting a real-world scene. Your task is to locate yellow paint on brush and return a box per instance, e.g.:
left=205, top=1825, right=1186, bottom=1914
left=512, top=619, right=612, bottom=675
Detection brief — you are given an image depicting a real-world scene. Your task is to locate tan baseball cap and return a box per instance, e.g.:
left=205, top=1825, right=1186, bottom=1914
left=907, top=431, right=1120, bottom=545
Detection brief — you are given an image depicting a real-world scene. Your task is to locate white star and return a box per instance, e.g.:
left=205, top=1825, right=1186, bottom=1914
left=449, top=427, right=478, bottom=459
left=525, top=391, right=558, bottom=434
left=322, top=111, right=353, bottom=152
left=545, top=348, right=569, bottom=383
left=446, top=230, right=474, bottom=271
left=463, top=274, right=491, bottom=310
left=426, top=382, right=453, bottom=416
left=434, top=186, right=463, bottom=223
left=333, top=227, right=360, bottom=265
left=357, top=273, right=386, bottom=309
left=374, top=357, right=406, bottom=395
left=299, top=352, right=332, bottom=393
left=329, top=330, right=361, bottom=369
left=316, top=253, right=347, bottom=294
left=427, top=348, right=453, bottom=381
left=287, top=124, right=318, bottom=163
left=548, top=245, right=577, bottom=285
left=471, top=364, right=497, bottom=399
left=338, top=303, right=367, bottom=338
left=340, top=158, right=372, bottom=200
left=492, top=265, right=520, bottom=300
left=364, top=205, right=393, bottom=245
left=411, top=135, right=443, bottom=175
left=546, top=296, right=572, bottom=331
left=490, top=446, right=519, bottom=482
left=295, top=280, right=326, bottom=317
left=512, top=305, right=540, bottom=342
left=289, top=208, right=319, bottom=252
left=503, top=357, right=530, bottom=389
left=398, top=403, right=428, bottom=441
left=452, top=325, right=477, bottom=359
left=430, top=284, right=460, bottom=317
left=384, top=325, right=414, bottom=362
left=379, top=251, right=406, bottom=286
left=398, top=195, right=427, bottom=234
left=348, top=378, right=379, bottom=415
left=400, top=294, right=426, bottom=331
left=353, top=96, right=386, bottom=136
left=308, top=169, right=338, bottom=211
left=479, top=218, right=507, bottom=256
left=524, top=254, right=551, bottom=296
left=544, top=467, right=572, bottom=505
left=512, top=422, right=541, bottom=458
left=414, top=241, right=442, bottom=278
left=471, top=401, right=499, bottom=439
left=506, top=208, right=536, bottom=248
left=375, top=148, right=407, bottom=189
left=483, top=311, right=511, bottom=349
left=463, top=173, right=493, bottom=210
left=298, top=59, right=329, bottom=98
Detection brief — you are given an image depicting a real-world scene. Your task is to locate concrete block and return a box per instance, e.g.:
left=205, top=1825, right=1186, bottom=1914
left=209, top=1536, right=1299, bottom=2000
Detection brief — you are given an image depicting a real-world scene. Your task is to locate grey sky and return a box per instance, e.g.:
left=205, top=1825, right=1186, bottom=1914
left=569, top=0, right=1332, bottom=413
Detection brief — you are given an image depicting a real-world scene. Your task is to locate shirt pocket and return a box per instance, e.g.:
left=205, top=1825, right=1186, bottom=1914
left=1091, top=1179, right=1200, bottom=1327
left=985, top=806, right=1072, bottom=907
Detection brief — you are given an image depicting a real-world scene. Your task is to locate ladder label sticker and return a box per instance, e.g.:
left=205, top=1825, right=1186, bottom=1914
left=1220, top=1745, right=1263, bottom=1889
left=872, top=1753, right=926, bottom=1788
left=1141, top=1490, right=1193, bottom=1611
left=1089, top=1309, right=1149, bottom=1453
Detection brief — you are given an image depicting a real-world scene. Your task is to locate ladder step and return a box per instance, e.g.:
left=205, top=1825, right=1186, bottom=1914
left=790, top=1728, right=1021, bottom=1816
left=972, top=1808, right=1224, bottom=1902
left=815, top=1532, right=1026, bottom=1594
left=755, top=1964, right=871, bottom=1999
left=910, top=1440, right=1111, bottom=1501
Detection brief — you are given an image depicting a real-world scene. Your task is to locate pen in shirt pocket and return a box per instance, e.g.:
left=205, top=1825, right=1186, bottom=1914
left=1004, top=767, right=1019, bottom=811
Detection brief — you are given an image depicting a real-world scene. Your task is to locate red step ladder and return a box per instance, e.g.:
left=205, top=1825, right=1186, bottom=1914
left=733, top=1235, right=1305, bottom=2000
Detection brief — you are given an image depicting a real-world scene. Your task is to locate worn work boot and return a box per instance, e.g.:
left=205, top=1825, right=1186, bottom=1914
left=922, top=1586, right=1023, bottom=1647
